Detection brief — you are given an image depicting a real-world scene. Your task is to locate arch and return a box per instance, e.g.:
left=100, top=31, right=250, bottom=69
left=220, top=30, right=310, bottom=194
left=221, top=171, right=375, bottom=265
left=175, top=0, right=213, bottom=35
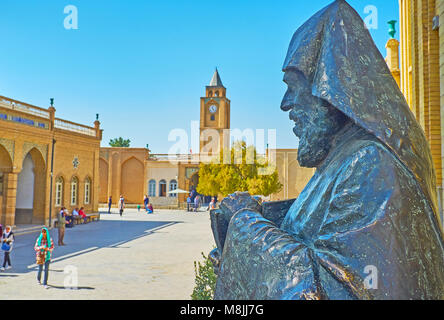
left=99, top=158, right=109, bottom=203
left=159, top=179, right=167, bottom=197
left=148, top=179, right=156, bottom=197
left=208, top=91, right=213, bottom=97
left=214, top=91, right=219, bottom=97
left=0, top=144, right=13, bottom=173
left=169, top=179, right=178, bottom=197
left=15, top=148, right=46, bottom=224
left=121, top=156, right=144, bottom=203
left=0, top=144, right=13, bottom=197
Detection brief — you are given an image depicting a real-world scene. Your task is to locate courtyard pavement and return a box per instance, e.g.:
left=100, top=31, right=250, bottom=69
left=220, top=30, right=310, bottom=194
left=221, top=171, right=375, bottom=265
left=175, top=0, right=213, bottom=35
left=0, top=208, right=215, bottom=300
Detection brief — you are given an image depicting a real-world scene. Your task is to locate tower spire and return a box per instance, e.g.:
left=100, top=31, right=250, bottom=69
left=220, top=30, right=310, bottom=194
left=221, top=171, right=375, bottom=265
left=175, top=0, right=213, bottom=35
left=209, top=68, right=224, bottom=87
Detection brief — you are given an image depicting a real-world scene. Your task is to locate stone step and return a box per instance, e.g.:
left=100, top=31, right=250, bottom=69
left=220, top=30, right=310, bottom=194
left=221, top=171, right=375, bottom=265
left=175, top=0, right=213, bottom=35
left=12, top=224, right=47, bottom=236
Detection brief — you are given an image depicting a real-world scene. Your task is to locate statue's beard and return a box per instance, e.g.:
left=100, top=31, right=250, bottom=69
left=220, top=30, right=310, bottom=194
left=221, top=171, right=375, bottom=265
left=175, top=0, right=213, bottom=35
left=297, top=129, right=332, bottom=168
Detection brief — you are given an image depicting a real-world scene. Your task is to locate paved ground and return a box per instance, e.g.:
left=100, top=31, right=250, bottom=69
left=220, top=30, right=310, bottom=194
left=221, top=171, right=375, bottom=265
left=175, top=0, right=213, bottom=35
left=0, top=208, right=215, bottom=300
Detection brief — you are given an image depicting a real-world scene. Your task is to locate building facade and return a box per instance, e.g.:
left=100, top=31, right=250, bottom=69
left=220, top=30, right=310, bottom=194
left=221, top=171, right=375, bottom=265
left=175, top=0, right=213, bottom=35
left=0, top=95, right=102, bottom=226
left=99, top=70, right=314, bottom=208
left=397, top=0, right=444, bottom=210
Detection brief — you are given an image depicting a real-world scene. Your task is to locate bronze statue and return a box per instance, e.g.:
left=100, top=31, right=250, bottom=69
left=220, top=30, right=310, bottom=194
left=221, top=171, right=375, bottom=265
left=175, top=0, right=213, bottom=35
left=209, top=0, right=444, bottom=299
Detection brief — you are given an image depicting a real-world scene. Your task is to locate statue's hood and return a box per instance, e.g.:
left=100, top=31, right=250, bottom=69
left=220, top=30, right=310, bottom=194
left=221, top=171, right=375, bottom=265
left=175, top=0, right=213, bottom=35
left=283, top=0, right=439, bottom=217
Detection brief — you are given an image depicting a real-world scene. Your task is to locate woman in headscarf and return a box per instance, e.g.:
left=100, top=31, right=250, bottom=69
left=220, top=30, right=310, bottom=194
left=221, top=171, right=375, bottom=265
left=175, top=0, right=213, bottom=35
left=1, top=226, right=14, bottom=271
left=34, top=227, right=54, bottom=289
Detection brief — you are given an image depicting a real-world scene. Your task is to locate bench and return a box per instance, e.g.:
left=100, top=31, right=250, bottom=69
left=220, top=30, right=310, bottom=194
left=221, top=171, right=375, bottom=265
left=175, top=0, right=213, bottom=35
left=85, top=213, right=100, bottom=223
left=53, top=213, right=100, bottom=228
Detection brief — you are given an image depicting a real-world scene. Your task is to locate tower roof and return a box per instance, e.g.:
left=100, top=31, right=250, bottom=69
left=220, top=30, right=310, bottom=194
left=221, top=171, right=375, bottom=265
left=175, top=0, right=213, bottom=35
left=209, top=68, right=224, bottom=87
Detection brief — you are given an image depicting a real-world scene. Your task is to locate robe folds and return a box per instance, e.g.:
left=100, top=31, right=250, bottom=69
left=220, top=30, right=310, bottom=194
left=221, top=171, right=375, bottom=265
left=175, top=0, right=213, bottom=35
left=215, top=126, right=444, bottom=300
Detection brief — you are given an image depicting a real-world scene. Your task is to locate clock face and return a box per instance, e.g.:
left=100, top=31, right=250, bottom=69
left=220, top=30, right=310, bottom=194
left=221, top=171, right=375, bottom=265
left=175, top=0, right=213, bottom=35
left=209, top=105, right=218, bottom=113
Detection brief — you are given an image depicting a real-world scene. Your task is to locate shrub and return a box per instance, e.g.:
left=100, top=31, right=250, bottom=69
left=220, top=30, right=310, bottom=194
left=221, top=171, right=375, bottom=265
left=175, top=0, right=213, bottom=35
left=191, top=251, right=217, bottom=300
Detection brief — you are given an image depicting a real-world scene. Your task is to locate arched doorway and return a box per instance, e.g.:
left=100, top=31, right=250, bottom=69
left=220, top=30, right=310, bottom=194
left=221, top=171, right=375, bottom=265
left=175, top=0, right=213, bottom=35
left=99, top=158, right=109, bottom=203
left=121, top=157, right=144, bottom=204
left=0, top=144, right=13, bottom=224
left=190, top=173, right=199, bottom=192
left=15, top=148, right=46, bottom=224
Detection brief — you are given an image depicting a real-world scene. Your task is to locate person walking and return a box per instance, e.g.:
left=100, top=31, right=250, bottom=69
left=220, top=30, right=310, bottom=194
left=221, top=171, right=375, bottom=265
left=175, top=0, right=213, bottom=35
left=186, top=195, right=191, bottom=212
left=194, top=195, right=200, bottom=213
left=207, top=197, right=216, bottom=211
left=34, top=227, right=54, bottom=289
left=1, top=226, right=14, bottom=271
left=118, top=195, right=125, bottom=217
left=57, top=207, right=67, bottom=246
left=108, top=196, right=112, bottom=213
left=143, top=195, right=149, bottom=211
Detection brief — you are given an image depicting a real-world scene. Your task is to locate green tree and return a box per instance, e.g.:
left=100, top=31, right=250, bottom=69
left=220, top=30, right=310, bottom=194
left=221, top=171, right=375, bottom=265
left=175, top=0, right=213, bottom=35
left=197, top=141, right=283, bottom=197
left=109, top=137, right=131, bottom=147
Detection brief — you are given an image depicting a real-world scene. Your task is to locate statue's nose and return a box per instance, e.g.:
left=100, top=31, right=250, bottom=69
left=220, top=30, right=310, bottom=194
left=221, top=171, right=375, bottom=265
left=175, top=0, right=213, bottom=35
left=281, top=90, right=294, bottom=111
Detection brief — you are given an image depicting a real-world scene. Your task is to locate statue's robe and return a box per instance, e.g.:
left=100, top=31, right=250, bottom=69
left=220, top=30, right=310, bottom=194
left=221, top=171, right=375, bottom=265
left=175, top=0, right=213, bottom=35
left=215, top=125, right=444, bottom=300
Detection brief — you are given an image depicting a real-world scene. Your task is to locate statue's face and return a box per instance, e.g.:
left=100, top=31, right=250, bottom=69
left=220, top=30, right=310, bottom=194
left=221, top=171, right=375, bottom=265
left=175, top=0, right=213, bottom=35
left=281, top=69, right=347, bottom=167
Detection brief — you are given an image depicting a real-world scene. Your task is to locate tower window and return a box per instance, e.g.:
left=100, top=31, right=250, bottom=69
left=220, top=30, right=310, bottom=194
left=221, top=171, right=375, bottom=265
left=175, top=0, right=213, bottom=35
left=211, top=115, right=215, bottom=121
left=215, top=91, right=219, bottom=97
left=208, top=91, right=213, bottom=97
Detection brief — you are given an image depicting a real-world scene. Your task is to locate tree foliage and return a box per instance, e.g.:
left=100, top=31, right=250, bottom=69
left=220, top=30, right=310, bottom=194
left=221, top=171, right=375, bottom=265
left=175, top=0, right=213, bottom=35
left=197, top=141, right=283, bottom=197
left=109, top=137, right=131, bottom=147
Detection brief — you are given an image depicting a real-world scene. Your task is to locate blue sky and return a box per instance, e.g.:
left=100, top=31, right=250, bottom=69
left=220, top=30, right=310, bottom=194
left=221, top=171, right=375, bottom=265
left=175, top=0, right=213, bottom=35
left=0, top=0, right=399, bottom=153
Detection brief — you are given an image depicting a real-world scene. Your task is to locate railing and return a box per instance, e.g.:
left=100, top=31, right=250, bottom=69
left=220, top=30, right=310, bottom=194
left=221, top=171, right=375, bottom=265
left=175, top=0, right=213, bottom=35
left=0, top=96, right=50, bottom=119
left=54, top=118, right=96, bottom=137
left=149, top=154, right=195, bottom=161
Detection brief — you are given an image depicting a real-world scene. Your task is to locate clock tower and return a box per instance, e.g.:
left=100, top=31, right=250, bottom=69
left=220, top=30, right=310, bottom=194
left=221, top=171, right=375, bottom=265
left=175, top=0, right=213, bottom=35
left=199, top=68, right=231, bottom=156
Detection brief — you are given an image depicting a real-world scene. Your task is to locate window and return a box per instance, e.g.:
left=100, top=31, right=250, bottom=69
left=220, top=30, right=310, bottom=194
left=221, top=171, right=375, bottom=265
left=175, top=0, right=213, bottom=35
left=208, top=91, right=213, bottom=97
left=0, top=172, right=3, bottom=196
left=210, top=115, right=215, bottom=121
left=84, top=177, right=91, bottom=205
left=159, top=179, right=167, bottom=197
left=215, top=91, right=219, bottom=97
left=169, top=180, right=177, bottom=197
left=71, top=177, right=78, bottom=206
left=55, top=177, right=64, bottom=207
left=148, top=179, right=156, bottom=197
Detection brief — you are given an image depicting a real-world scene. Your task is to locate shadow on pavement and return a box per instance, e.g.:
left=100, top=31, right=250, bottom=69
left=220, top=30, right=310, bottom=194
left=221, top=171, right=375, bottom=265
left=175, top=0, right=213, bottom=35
left=1, top=218, right=179, bottom=275
left=47, top=285, right=95, bottom=291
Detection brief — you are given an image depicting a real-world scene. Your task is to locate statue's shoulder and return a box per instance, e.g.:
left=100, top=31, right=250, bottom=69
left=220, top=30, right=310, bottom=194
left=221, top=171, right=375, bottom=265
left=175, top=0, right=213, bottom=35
left=333, top=134, right=413, bottom=184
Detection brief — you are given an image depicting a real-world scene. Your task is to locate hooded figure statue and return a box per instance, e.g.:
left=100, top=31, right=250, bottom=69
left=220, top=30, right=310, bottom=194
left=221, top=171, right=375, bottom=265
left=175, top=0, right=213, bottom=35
left=210, top=0, right=444, bottom=300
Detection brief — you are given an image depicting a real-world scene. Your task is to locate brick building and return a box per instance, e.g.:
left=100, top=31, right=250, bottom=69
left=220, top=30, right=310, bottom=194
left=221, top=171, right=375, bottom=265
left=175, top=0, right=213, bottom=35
left=0, top=96, right=102, bottom=226
left=391, top=0, right=444, bottom=212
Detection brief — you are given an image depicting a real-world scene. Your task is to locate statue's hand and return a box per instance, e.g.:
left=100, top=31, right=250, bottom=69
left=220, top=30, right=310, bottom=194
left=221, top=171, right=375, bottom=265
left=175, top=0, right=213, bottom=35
left=208, top=248, right=221, bottom=275
left=219, top=191, right=263, bottom=222
left=210, top=192, right=262, bottom=257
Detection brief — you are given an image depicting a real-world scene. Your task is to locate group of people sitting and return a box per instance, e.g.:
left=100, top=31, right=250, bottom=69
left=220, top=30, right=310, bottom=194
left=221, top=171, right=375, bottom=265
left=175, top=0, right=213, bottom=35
left=59, top=207, right=87, bottom=227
